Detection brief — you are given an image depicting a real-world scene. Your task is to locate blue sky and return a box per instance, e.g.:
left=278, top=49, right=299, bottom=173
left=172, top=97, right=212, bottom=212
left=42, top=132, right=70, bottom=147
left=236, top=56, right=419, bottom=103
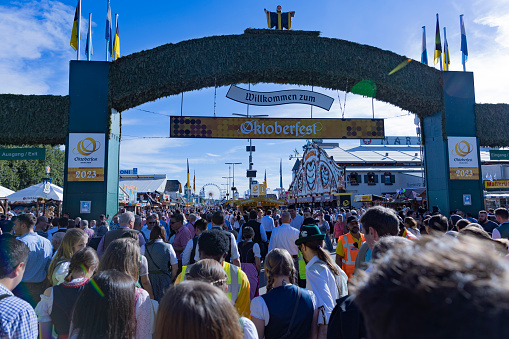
left=1, top=0, right=508, bottom=197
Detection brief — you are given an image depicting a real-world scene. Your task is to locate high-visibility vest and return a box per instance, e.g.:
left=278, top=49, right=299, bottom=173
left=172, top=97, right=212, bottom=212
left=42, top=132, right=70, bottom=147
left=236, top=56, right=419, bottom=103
left=297, top=250, right=306, bottom=280
left=339, top=232, right=365, bottom=279
left=181, top=261, right=242, bottom=304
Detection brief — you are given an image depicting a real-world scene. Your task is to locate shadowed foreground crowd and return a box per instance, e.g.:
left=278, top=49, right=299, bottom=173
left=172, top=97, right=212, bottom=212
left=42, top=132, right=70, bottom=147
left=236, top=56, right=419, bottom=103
left=2, top=205, right=509, bottom=339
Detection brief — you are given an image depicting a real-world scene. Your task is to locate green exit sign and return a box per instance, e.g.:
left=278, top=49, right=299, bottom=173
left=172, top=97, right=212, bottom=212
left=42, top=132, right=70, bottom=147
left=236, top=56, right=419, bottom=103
left=490, top=150, right=509, bottom=161
left=0, top=148, right=46, bottom=160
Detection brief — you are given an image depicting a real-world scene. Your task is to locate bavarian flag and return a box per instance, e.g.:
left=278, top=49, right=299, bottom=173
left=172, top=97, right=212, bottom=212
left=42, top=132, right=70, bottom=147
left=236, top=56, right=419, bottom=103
left=70, top=0, right=80, bottom=51
left=113, top=16, right=120, bottom=59
left=434, top=14, right=441, bottom=65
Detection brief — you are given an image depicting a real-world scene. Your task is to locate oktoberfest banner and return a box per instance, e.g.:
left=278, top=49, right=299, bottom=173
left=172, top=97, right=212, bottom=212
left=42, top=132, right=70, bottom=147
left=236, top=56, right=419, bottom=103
left=170, top=116, right=384, bottom=139
left=447, top=136, right=479, bottom=180
left=226, top=85, right=334, bottom=111
left=67, top=133, right=105, bottom=182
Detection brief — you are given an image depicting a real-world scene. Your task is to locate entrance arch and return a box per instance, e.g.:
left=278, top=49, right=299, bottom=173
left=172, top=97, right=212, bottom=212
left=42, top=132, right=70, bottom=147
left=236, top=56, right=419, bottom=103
left=1, top=29, right=508, bottom=217
left=108, top=29, right=442, bottom=116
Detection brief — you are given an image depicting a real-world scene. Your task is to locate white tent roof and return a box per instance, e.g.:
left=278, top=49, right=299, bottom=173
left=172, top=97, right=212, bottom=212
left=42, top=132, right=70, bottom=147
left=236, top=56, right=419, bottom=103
left=0, top=185, right=14, bottom=197
left=7, top=182, right=63, bottom=202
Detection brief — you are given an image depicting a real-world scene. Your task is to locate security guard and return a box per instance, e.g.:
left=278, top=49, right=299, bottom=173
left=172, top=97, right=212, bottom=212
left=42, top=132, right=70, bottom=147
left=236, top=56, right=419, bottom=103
left=175, top=229, right=251, bottom=318
left=335, top=216, right=365, bottom=279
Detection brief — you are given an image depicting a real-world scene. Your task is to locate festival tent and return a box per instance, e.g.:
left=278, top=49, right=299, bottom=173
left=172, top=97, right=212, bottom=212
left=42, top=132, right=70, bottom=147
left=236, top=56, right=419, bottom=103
left=0, top=185, right=14, bottom=197
left=7, top=182, right=63, bottom=202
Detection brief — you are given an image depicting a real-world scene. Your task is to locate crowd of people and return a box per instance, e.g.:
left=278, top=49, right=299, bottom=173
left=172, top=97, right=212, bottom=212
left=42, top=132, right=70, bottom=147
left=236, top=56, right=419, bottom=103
left=1, top=203, right=509, bottom=338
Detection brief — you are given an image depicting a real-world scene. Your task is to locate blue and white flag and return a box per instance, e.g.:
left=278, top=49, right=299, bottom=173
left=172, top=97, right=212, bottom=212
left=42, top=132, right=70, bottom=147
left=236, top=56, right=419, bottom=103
left=460, top=15, right=468, bottom=65
left=106, top=0, right=113, bottom=56
left=421, top=26, right=428, bottom=65
left=85, top=14, right=93, bottom=59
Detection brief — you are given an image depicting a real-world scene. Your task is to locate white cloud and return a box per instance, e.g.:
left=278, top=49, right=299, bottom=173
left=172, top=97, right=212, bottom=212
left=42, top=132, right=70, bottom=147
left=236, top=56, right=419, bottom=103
left=0, top=0, right=89, bottom=95
left=206, top=153, right=220, bottom=157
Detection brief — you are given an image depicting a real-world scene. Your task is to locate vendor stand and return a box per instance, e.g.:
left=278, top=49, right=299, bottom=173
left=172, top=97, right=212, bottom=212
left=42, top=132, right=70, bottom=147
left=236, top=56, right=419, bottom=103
left=232, top=196, right=287, bottom=212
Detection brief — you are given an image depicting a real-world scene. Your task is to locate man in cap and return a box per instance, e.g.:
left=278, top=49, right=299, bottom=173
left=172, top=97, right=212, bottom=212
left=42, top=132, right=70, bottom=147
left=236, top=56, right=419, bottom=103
left=335, top=215, right=365, bottom=279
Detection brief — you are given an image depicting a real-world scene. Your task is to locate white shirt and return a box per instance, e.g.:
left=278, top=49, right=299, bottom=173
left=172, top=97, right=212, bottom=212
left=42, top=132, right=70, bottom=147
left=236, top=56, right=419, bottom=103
left=260, top=215, right=275, bottom=232
left=241, top=317, right=259, bottom=339
left=305, top=256, right=348, bottom=324
left=251, top=286, right=317, bottom=325
left=493, top=228, right=502, bottom=240
left=194, top=231, right=240, bottom=262
left=290, top=215, right=304, bottom=230
left=182, top=237, right=195, bottom=266
left=268, top=223, right=300, bottom=256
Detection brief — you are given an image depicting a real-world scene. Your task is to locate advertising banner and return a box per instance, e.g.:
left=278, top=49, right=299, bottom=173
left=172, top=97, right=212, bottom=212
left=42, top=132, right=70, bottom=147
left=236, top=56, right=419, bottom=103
left=67, top=133, right=106, bottom=182
left=485, top=180, right=509, bottom=189
left=123, top=185, right=138, bottom=203
left=171, top=117, right=384, bottom=139
left=226, top=85, right=335, bottom=111
left=251, top=184, right=266, bottom=197
left=448, top=137, right=479, bottom=180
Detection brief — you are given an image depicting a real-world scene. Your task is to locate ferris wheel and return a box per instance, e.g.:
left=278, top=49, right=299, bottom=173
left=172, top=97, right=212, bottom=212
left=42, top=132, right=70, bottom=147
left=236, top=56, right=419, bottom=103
left=200, top=183, right=223, bottom=204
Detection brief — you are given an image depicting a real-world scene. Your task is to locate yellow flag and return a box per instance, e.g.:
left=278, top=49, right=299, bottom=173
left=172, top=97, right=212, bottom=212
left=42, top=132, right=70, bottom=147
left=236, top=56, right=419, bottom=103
left=113, top=15, right=120, bottom=59
left=70, top=0, right=79, bottom=51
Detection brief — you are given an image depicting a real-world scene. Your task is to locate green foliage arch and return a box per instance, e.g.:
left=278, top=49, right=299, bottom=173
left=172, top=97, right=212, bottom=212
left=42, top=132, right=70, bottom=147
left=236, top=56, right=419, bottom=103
left=0, top=29, right=508, bottom=147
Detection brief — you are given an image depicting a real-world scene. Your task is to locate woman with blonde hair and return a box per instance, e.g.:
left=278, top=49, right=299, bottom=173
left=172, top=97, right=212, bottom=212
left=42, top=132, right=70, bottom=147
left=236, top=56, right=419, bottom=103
left=47, top=228, right=88, bottom=285
left=185, top=259, right=258, bottom=339
left=155, top=280, right=244, bottom=339
left=251, top=248, right=318, bottom=339
left=36, top=247, right=98, bottom=339
left=98, top=238, right=155, bottom=338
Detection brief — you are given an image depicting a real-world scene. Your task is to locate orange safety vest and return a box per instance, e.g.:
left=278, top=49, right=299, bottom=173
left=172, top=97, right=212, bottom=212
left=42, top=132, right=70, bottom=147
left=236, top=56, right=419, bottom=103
left=339, top=232, right=365, bottom=279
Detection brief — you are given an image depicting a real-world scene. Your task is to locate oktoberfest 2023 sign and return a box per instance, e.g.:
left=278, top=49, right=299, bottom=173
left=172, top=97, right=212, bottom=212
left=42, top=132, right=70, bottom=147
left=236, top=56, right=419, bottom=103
left=170, top=117, right=384, bottom=139
left=67, top=133, right=106, bottom=182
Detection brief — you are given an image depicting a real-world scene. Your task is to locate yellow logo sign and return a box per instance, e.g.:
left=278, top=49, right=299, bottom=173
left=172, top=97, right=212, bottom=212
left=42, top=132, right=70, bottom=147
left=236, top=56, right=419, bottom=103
left=342, top=199, right=350, bottom=206
left=73, top=137, right=101, bottom=156
left=453, top=140, right=472, bottom=157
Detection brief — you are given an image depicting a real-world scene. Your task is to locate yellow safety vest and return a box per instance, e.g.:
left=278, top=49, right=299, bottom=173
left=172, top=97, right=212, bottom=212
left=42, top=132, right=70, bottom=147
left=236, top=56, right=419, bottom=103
left=297, top=250, right=306, bottom=280
left=181, top=261, right=243, bottom=303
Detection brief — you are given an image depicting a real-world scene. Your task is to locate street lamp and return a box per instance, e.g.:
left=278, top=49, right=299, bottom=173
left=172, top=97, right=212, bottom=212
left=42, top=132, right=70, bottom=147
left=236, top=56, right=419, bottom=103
left=232, top=113, right=268, bottom=197
left=222, top=177, right=232, bottom=200
left=225, top=162, right=241, bottom=199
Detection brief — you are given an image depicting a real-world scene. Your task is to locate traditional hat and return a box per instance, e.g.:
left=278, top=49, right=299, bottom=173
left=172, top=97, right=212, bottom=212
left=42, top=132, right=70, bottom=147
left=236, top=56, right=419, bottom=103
left=295, top=225, right=325, bottom=245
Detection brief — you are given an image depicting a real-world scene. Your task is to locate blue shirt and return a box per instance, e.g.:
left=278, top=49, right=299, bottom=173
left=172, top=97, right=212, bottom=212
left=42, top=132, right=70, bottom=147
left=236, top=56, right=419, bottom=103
left=17, top=233, right=52, bottom=283
left=160, top=219, right=171, bottom=238
left=0, top=283, right=38, bottom=338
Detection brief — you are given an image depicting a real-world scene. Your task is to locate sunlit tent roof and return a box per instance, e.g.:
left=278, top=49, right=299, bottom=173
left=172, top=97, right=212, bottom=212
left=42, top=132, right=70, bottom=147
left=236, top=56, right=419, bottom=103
left=7, top=182, right=63, bottom=202
left=0, top=185, right=14, bottom=197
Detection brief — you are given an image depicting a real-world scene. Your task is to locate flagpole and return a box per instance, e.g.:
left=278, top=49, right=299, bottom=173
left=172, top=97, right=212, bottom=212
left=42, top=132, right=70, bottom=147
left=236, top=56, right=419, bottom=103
left=443, top=27, right=447, bottom=71
left=106, top=0, right=110, bottom=62
left=77, top=0, right=81, bottom=60
left=87, top=13, right=92, bottom=61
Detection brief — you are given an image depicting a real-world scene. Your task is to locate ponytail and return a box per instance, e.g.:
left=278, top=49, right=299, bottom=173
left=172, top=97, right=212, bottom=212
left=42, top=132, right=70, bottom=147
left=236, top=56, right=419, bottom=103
left=303, top=240, right=340, bottom=276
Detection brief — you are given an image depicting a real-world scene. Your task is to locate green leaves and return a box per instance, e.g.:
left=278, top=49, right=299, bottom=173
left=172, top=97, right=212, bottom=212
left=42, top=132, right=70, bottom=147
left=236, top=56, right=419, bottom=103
left=0, top=145, right=64, bottom=191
